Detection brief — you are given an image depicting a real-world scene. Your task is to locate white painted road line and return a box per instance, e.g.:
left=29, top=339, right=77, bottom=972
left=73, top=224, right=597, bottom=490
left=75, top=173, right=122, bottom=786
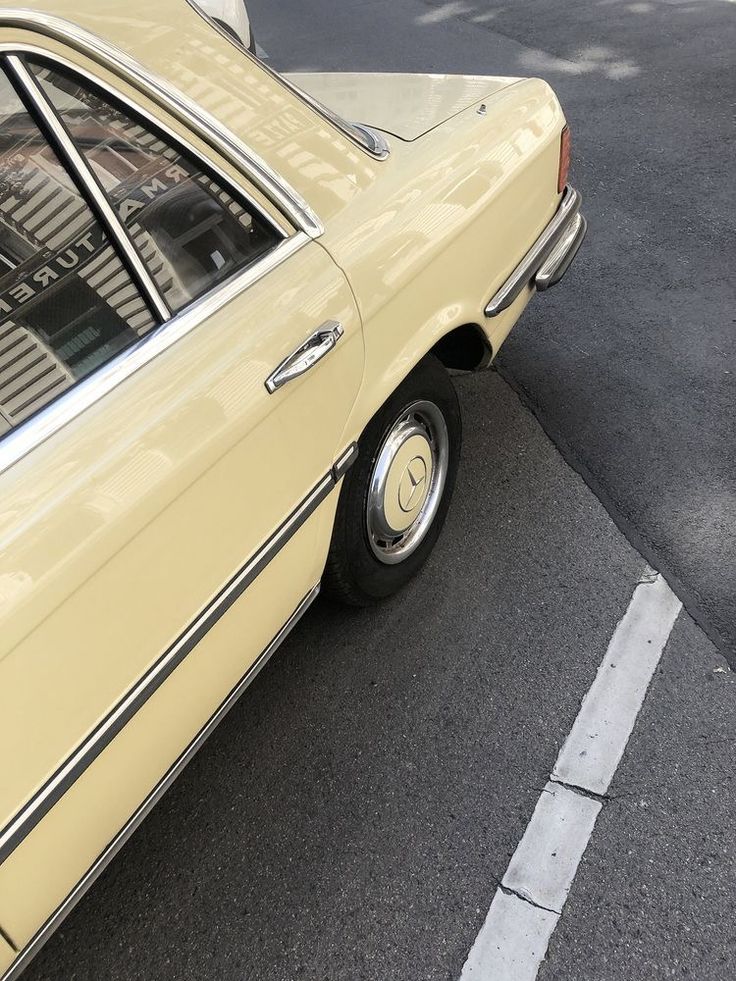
left=503, top=782, right=602, bottom=913
left=460, top=890, right=558, bottom=981
left=553, top=571, right=683, bottom=795
left=459, top=570, right=682, bottom=981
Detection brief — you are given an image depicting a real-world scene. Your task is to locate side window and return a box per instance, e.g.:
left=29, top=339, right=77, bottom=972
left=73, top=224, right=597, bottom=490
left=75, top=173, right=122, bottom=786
left=0, top=69, right=154, bottom=435
left=29, top=59, right=282, bottom=313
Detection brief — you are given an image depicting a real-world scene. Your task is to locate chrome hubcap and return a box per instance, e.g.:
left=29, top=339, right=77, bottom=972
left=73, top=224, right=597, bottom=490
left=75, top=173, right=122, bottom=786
left=366, top=400, right=449, bottom=565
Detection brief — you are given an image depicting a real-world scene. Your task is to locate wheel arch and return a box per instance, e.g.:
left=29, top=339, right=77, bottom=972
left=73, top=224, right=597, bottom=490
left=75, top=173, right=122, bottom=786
left=430, top=322, right=493, bottom=371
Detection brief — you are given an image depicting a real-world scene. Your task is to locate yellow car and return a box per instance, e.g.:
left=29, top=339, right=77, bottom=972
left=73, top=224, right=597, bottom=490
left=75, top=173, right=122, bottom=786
left=0, top=1, right=586, bottom=976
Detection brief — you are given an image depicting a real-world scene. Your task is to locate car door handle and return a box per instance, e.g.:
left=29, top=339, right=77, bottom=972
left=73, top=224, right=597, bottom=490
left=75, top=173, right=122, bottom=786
left=265, top=320, right=344, bottom=393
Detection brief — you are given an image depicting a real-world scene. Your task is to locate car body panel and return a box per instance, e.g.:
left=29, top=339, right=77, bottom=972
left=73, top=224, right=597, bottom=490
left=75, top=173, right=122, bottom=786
left=0, top=0, right=579, bottom=971
left=0, top=226, right=363, bottom=941
left=0, top=939, right=12, bottom=976
left=285, top=71, right=521, bottom=141
left=317, top=78, right=564, bottom=442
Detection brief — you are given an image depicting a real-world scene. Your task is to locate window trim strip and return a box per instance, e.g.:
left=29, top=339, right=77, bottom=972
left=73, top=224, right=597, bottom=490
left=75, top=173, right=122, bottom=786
left=9, top=44, right=292, bottom=242
left=0, top=232, right=310, bottom=477
left=184, top=0, right=390, bottom=162
left=0, top=444, right=356, bottom=871
left=0, top=582, right=322, bottom=981
left=0, top=10, right=324, bottom=238
left=5, top=53, right=171, bottom=323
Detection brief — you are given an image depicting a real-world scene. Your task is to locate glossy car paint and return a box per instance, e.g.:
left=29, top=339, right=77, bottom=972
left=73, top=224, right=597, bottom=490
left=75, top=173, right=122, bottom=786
left=0, top=0, right=568, bottom=971
left=0, top=940, right=12, bottom=976
left=286, top=71, right=522, bottom=141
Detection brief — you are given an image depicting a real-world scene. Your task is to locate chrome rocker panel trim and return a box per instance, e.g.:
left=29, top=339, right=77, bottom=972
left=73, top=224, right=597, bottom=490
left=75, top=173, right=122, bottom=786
left=0, top=444, right=356, bottom=869
left=0, top=583, right=321, bottom=981
left=485, top=184, right=585, bottom=317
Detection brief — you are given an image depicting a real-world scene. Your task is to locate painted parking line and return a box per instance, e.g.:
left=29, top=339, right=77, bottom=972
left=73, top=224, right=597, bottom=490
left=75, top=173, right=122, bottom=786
left=552, top=571, right=683, bottom=794
left=459, top=569, right=682, bottom=980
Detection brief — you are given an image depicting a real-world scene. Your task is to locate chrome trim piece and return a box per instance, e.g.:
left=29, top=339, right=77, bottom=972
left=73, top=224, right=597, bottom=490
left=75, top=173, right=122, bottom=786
left=332, top=442, right=359, bottom=482
left=0, top=460, right=344, bottom=867
left=5, top=54, right=170, bottom=323
left=484, top=185, right=584, bottom=317
left=265, top=320, right=344, bottom=394
left=185, top=0, right=390, bottom=162
left=8, top=43, right=291, bottom=242
left=366, top=400, right=449, bottom=565
left=0, top=584, right=321, bottom=981
left=350, top=123, right=390, bottom=160
left=0, top=233, right=309, bottom=478
left=0, top=10, right=323, bottom=237
left=535, top=211, right=587, bottom=291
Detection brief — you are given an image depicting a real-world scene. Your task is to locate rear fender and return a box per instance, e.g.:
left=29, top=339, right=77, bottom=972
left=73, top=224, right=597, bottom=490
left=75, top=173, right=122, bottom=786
left=322, top=76, right=565, bottom=441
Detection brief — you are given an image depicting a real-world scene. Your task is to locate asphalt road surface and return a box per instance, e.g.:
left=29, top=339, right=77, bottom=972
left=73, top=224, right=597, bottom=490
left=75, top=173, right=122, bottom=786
left=21, top=2, right=736, bottom=980
left=25, top=374, right=736, bottom=980
left=250, top=0, right=736, bottom=665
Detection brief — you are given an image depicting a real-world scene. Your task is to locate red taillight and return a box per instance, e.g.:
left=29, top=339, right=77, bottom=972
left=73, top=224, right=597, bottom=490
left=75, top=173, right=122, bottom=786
left=558, top=125, right=571, bottom=194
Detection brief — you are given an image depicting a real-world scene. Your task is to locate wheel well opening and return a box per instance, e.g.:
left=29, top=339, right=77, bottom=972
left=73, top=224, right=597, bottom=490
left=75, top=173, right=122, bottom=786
left=431, top=324, right=493, bottom=371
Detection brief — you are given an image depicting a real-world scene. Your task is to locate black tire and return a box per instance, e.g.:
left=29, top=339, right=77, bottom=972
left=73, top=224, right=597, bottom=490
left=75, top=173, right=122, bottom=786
left=323, top=354, right=461, bottom=606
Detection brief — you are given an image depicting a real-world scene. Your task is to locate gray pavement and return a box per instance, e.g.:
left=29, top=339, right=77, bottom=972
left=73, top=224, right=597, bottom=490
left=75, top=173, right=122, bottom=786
left=540, top=612, right=736, bottom=981
left=247, top=0, right=736, bottom=663
left=26, top=372, right=648, bottom=980
left=21, top=3, right=736, bottom=979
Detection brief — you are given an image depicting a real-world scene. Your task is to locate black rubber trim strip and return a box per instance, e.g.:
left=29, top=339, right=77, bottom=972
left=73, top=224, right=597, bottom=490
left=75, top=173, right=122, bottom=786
left=0, top=444, right=356, bottom=868
left=0, top=583, right=321, bottom=981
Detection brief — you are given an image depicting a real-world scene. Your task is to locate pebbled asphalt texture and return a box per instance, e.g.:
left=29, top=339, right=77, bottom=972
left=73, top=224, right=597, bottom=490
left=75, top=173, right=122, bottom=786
left=539, top=612, right=736, bottom=981
left=246, top=0, right=736, bottom=661
left=18, top=3, right=736, bottom=978
left=25, top=372, right=647, bottom=980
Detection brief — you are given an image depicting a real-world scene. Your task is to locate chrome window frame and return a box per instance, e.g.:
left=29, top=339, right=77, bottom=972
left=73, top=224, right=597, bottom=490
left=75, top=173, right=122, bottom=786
left=0, top=234, right=308, bottom=478
left=0, top=27, right=320, bottom=477
left=0, top=10, right=323, bottom=237
left=5, top=54, right=171, bottom=323
left=9, top=45, right=293, bottom=241
left=184, top=0, right=391, bottom=161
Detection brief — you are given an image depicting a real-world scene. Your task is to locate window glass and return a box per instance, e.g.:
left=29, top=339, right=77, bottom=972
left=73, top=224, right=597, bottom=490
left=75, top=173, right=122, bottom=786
left=0, top=70, right=155, bottom=436
left=30, top=59, right=282, bottom=313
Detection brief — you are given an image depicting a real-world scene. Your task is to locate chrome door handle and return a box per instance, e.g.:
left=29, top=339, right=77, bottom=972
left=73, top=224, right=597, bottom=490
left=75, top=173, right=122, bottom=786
left=265, top=320, right=344, bottom=393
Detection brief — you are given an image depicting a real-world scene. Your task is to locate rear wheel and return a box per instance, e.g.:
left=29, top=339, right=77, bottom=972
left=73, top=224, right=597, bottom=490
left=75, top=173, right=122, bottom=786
left=324, top=355, right=461, bottom=605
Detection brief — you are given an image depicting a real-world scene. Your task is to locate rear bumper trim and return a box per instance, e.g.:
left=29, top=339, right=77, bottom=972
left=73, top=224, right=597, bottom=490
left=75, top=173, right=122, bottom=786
left=484, top=184, right=586, bottom=317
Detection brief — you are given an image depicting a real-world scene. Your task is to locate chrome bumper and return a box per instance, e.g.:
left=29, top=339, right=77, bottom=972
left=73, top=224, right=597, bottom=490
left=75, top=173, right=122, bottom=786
left=485, top=184, right=587, bottom=317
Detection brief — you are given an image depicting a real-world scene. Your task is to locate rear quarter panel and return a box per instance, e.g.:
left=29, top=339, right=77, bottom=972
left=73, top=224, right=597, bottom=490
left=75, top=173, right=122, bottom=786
left=321, top=77, right=565, bottom=442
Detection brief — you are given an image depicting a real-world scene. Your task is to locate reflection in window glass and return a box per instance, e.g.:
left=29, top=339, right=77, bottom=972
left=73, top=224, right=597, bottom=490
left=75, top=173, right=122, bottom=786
left=30, top=59, right=282, bottom=313
left=0, top=71, right=154, bottom=436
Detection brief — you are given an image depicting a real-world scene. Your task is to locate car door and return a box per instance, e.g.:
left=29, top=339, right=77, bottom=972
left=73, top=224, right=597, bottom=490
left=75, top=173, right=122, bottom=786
left=0, top=49, right=362, bottom=954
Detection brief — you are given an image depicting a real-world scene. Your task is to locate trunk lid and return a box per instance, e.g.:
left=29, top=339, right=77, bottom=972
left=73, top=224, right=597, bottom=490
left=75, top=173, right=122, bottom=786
left=284, top=72, right=521, bottom=142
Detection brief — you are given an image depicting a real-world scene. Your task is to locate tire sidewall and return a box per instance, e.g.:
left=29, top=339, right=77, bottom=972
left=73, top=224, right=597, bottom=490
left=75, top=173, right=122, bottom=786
left=334, top=356, right=461, bottom=602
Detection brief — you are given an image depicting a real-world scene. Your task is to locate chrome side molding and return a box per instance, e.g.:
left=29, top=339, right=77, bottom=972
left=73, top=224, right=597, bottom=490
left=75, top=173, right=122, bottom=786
left=485, top=185, right=585, bottom=317
left=0, top=442, right=356, bottom=870
left=0, top=583, right=321, bottom=981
